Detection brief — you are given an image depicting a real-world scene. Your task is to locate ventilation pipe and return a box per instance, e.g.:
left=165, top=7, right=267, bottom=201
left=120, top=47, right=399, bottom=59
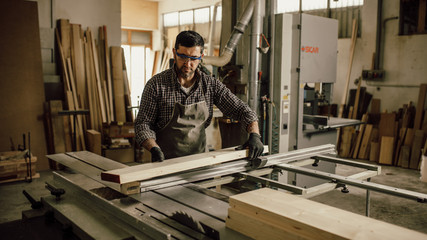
left=207, top=1, right=221, bottom=57
left=202, top=0, right=255, bottom=66
left=248, top=0, right=262, bottom=113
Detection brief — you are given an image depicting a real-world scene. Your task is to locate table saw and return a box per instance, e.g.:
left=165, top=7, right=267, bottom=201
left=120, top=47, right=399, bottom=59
left=19, top=144, right=425, bottom=239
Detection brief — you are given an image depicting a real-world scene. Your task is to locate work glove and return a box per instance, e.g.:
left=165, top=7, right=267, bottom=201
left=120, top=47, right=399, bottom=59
left=236, top=133, right=264, bottom=160
left=150, top=147, right=165, bottom=162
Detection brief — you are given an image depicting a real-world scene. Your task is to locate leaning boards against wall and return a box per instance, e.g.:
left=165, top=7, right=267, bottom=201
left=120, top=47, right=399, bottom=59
left=49, top=20, right=133, bottom=155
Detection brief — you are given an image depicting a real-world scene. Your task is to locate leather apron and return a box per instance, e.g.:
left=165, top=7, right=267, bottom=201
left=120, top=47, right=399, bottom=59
left=156, top=81, right=209, bottom=159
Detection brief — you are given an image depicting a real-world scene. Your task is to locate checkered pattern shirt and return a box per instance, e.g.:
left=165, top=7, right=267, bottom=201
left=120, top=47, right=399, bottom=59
left=135, top=66, right=258, bottom=146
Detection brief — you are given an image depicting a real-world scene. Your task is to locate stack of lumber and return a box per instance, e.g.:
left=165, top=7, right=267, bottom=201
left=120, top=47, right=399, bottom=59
left=226, top=188, right=427, bottom=240
left=45, top=19, right=132, bottom=156
left=338, top=84, right=427, bottom=170
left=0, top=151, right=39, bottom=183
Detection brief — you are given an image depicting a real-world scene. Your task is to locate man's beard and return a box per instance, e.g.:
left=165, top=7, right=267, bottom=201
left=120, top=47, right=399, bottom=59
left=178, top=65, right=195, bottom=79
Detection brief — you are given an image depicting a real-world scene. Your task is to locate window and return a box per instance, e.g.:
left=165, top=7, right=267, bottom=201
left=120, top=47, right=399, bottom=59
left=162, top=5, right=222, bottom=54
left=400, top=0, right=427, bottom=35
left=121, top=29, right=153, bottom=114
left=276, top=0, right=364, bottom=38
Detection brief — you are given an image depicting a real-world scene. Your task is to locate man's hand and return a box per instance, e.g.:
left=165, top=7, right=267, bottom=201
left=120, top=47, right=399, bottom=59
left=236, top=133, right=264, bottom=160
left=150, top=147, right=165, bottom=162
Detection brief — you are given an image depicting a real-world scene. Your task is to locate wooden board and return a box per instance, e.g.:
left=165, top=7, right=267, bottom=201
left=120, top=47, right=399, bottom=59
left=71, top=24, right=86, bottom=110
left=379, top=113, right=396, bottom=139
left=226, top=188, right=427, bottom=240
left=369, top=141, right=380, bottom=162
left=49, top=101, right=66, bottom=154
left=0, top=1, right=48, bottom=170
left=400, top=145, right=411, bottom=168
left=395, top=128, right=408, bottom=166
left=352, top=114, right=368, bottom=159
left=358, top=124, right=373, bottom=160
left=86, top=129, right=101, bottom=155
left=414, top=84, right=427, bottom=130
left=101, top=146, right=269, bottom=184
left=338, top=126, right=354, bottom=158
left=370, top=98, right=381, bottom=114
left=404, top=128, right=416, bottom=146
left=111, top=46, right=126, bottom=122
left=47, top=151, right=139, bottom=194
left=379, top=136, right=394, bottom=165
left=410, top=130, right=426, bottom=169
left=89, top=28, right=107, bottom=123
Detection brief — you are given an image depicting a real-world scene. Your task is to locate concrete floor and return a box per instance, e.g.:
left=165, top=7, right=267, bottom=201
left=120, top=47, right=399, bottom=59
left=0, top=162, right=426, bottom=236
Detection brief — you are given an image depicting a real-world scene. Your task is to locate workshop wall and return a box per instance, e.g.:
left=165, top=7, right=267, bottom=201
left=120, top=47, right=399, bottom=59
left=54, top=0, right=121, bottom=46
left=122, top=0, right=158, bottom=30
left=334, top=0, right=427, bottom=112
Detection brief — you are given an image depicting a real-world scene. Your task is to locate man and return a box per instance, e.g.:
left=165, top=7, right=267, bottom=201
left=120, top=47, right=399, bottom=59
left=135, top=30, right=263, bottom=162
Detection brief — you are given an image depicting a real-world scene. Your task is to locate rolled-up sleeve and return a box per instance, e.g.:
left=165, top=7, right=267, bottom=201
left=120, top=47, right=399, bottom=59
left=211, top=78, right=259, bottom=130
left=135, top=79, right=158, bottom=147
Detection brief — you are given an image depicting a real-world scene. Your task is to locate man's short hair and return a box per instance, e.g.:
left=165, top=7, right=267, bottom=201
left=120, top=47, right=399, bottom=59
left=175, top=31, right=204, bottom=54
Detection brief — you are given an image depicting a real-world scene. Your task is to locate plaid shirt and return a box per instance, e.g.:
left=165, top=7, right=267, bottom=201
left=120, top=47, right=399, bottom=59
left=135, top=66, right=258, bottom=146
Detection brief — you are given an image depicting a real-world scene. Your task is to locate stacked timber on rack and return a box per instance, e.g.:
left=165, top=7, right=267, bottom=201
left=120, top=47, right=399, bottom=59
left=339, top=84, right=427, bottom=170
left=226, top=188, right=427, bottom=240
left=45, top=19, right=133, bottom=158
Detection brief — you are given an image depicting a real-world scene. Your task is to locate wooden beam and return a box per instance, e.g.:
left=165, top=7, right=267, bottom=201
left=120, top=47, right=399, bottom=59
left=410, top=130, right=426, bottom=169
left=111, top=46, right=126, bottom=122
left=226, top=188, right=427, bottom=240
left=414, top=84, right=427, bottom=130
left=338, top=19, right=358, bottom=118
left=352, top=114, right=368, bottom=159
left=101, top=146, right=269, bottom=184
left=358, top=124, right=373, bottom=160
left=379, top=136, right=394, bottom=165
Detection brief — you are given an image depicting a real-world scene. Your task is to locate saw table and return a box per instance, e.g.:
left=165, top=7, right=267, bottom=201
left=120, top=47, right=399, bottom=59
left=31, top=144, right=427, bottom=239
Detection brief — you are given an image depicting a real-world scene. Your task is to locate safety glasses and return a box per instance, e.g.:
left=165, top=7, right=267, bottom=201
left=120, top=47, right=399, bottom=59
left=176, top=52, right=202, bottom=62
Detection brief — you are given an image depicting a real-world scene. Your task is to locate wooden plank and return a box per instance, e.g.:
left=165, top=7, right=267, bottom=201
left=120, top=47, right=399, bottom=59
left=338, top=126, right=354, bottom=158
left=400, top=145, right=411, bottom=168
left=404, top=128, right=415, bottom=146
left=122, top=50, right=133, bottom=122
left=423, top=111, right=427, bottom=132
left=414, top=84, right=427, bottom=130
left=101, top=146, right=269, bottom=184
left=49, top=101, right=66, bottom=153
left=71, top=24, right=86, bottom=110
left=358, top=124, right=373, bottom=160
left=395, top=128, right=408, bottom=167
left=351, top=80, right=362, bottom=119
left=86, top=129, right=101, bottom=155
left=409, top=130, right=426, bottom=169
left=111, top=46, right=126, bottom=122
left=338, top=19, right=357, bottom=118
left=226, top=208, right=302, bottom=240
left=227, top=188, right=427, bottom=240
left=370, top=98, right=380, bottom=114
left=352, top=114, right=368, bottom=159
left=393, top=127, right=408, bottom=166
left=88, top=28, right=107, bottom=123
left=47, top=152, right=139, bottom=194
left=103, top=26, right=115, bottom=122
left=59, top=19, right=71, bottom=61
left=369, top=141, right=379, bottom=162
left=379, top=113, right=396, bottom=138
left=67, top=58, right=86, bottom=150
left=379, top=136, right=394, bottom=165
